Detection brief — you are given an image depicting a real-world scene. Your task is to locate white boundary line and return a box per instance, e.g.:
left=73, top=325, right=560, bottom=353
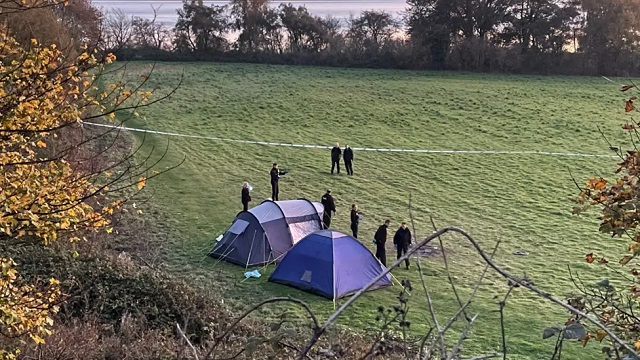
left=83, top=122, right=618, bottom=159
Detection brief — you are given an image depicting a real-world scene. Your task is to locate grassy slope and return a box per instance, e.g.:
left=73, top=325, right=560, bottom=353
left=120, top=62, right=630, bottom=359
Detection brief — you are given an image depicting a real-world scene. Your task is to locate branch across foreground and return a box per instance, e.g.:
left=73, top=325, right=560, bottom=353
left=180, top=213, right=639, bottom=359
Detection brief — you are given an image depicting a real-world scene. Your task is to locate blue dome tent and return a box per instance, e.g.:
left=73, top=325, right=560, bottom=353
left=268, top=230, right=392, bottom=301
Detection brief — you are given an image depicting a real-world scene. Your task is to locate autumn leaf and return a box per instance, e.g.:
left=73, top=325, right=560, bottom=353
left=623, top=124, right=635, bottom=130
left=137, top=177, right=147, bottom=190
left=586, top=253, right=595, bottom=264
left=588, top=177, right=607, bottom=190
left=620, top=255, right=634, bottom=265
left=626, top=100, right=636, bottom=113
left=621, top=85, right=636, bottom=92
left=635, top=340, right=640, bottom=350
left=598, top=257, right=609, bottom=265
left=36, top=140, right=46, bottom=148
left=595, top=329, right=607, bottom=342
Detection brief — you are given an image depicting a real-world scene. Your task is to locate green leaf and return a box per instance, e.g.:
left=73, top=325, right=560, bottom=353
left=563, top=323, right=587, bottom=340
left=543, top=327, right=562, bottom=339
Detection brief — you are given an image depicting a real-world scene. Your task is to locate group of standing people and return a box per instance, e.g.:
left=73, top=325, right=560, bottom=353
left=320, top=189, right=412, bottom=270
left=239, top=142, right=412, bottom=270
left=331, top=143, right=354, bottom=175
left=373, top=221, right=412, bottom=269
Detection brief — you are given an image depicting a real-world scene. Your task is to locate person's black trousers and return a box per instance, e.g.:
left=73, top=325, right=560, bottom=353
left=345, top=160, right=353, bottom=175
left=323, top=212, right=332, bottom=229
left=351, top=223, right=358, bottom=238
left=242, top=202, right=249, bottom=211
left=375, top=245, right=386, bottom=267
left=331, top=159, right=340, bottom=174
left=397, top=243, right=410, bottom=268
left=271, top=181, right=279, bottom=201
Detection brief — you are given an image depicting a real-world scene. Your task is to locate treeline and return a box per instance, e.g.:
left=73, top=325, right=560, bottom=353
left=104, top=0, right=640, bottom=75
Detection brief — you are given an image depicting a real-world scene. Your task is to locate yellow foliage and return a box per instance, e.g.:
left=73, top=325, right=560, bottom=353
left=137, top=177, right=147, bottom=190
left=0, top=20, right=154, bottom=355
left=0, top=258, right=60, bottom=356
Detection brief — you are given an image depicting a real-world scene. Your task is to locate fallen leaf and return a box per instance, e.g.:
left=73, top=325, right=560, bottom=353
left=622, top=85, right=637, bottom=92
left=620, top=255, right=634, bottom=265
left=137, top=177, right=147, bottom=190
left=586, top=253, right=595, bottom=264
left=626, top=100, right=636, bottom=113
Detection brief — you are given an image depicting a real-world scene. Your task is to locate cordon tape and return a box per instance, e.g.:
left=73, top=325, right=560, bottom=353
left=83, top=122, right=619, bottom=159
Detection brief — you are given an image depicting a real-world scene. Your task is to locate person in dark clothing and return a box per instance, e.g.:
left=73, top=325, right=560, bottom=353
left=331, top=142, right=341, bottom=174
left=241, top=182, right=252, bottom=211
left=270, top=163, right=280, bottom=201
left=394, top=222, right=412, bottom=269
left=343, top=144, right=354, bottom=175
left=374, top=220, right=390, bottom=266
left=321, top=189, right=336, bottom=229
left=350, top=203, right=361, bottom=238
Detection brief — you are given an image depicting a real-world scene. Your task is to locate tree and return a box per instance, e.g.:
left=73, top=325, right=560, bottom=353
left=448, top=0, right=513, bottom=39
left=501, top=0, right=579, bottom=54
left=102, top=8, right=133, bottom=52
left=174, top=0, right=229, bottom=54
left=579, top=0, right=640, bottom=73
left=229, top=0, right=275, bottom=52
left=279, top=4, right=335, bottom=53
left=0, top=1, right=178, bottom=355
left=406, top=0, right=452, bottom=68
left=131, top=6, right=172, bottom=50
left=571, top=84, right=640, bottom=358
left=348, top=10, right=399, bottom=54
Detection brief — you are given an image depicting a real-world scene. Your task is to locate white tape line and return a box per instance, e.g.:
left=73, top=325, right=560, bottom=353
left=83, top=122, right=618, bottom=159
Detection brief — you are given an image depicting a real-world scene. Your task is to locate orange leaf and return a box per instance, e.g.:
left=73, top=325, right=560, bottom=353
left=136, top=177, right=147, bottom=190
left=592, top=178, right=607, bottom=190
left=635, top=340, right=640, bottom=350
left=586, top=253, right=595, bottom=264
left=626, top=100, right=636, bottom=113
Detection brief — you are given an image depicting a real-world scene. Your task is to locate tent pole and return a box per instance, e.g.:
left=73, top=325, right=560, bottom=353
left=373, top=256, right=410, bottom=295
left=210, top=233, right=241, bottom=268
left=239, top=244, right=286, bottom=284
left=245, top=230, right=257, bottom=271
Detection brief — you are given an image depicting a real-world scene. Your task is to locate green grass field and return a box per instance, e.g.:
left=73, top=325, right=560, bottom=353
left=116, top=62, right=632, bottom=359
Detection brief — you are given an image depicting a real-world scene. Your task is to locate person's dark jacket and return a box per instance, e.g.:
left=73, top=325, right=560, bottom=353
left=331, top=146, right=341, bottom=160
left=270, top=168, right=280, bottom=183
left=374, top=224, right=388, bottom=245
left=242, top=187, right=251, bottom=204
left=321, top=193, right=336, bottom=214
left=350, top=210, right=359, bottom=226
left=393, top=227, right=412, bottom=247
left=344, top=147, right=354, bottom=162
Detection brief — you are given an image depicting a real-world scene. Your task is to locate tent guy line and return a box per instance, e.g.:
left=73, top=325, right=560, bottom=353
left=83, top=122, right=619, bottom=159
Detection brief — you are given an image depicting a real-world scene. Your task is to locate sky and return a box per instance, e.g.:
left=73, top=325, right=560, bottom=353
left=93, top=0, right=408, bottom=26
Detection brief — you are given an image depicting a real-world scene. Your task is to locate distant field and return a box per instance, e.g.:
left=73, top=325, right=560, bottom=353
left=116, top=62, right=631, bottom=359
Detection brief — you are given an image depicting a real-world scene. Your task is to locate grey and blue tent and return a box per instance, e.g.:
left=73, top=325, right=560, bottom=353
left=209, top=199, right=324, bottom=267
